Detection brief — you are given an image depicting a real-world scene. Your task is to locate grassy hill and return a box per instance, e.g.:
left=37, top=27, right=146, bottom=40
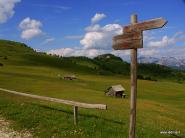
left=1, top=39, right=184, bottom=81
left=0, top=40, right=185, bottom=137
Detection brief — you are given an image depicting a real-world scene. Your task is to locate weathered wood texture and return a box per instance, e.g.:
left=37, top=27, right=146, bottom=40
left=124, top=18, right=167, bottom=33
left=112, top=31, right=143, bottom=50
left=73, top=106, right=78, bottom=125
left=0, top=88, right=107, bottom=110
left=113, top=17, right=167, bottom=50
left=129, top=14, right=138, bottom=138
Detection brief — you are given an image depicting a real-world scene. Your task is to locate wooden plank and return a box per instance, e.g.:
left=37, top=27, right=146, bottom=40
left=0, top=88, right=107, bottom=110
left=124, top=18, right=167, bottom=33
left=73, top=106, right=78, bottom=125
left=112, top=31, right=142, bottom=50
left=113, top=31, right=141, bottom=41
left=129, top=14, right=138, bottom=138
left=113, top=39, right=142, bottom=50
left=113, top=31, right=142, bottom=50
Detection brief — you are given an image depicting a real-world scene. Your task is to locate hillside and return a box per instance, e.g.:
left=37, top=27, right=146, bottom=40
left=0, top=40, right=100, bottom=74
left=94, top=54, right=185, bottom=81
left=0, top=40, right=185, bottom=82
left=94, top=54, right=130, bottom=75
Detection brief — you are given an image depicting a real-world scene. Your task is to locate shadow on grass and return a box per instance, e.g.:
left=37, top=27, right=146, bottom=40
left=170, top=134, right=183, bottom=138
left=31, top=103, right=125, bottom=125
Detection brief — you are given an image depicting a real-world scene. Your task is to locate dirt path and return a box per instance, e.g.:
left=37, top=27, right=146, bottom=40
left=0, top=117, right=32, bottom=138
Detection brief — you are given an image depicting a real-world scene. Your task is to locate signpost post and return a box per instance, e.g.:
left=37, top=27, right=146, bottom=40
left=130, top=14, right=138, bottom=138
left=112, top=14, right=167, bottom=138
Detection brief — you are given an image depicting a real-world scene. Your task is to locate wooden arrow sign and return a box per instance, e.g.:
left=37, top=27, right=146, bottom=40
left=112, top=17, right=167, bottom=50
left=112, top=14, right=167, bottom=138
left=113, top=31, right=142, bottom=50
left=123, top=18, right=167, bottom=33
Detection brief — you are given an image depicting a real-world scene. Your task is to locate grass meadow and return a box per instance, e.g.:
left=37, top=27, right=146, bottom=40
left=0, top=64, right=184, bottom=138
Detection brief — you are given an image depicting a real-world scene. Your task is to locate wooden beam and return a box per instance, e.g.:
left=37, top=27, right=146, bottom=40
left=73, top=106, right=78, bottom=125
left=124, top=17, right=167, bottom=33
left=129, top=14, right=138, bottom=138
left=113, top=31, right=142, bottom=41
left=0, top=88, right=107, bottom=110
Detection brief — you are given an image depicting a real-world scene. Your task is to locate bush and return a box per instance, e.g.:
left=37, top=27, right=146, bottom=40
left=137, top=75, right=157, bottom=81
left=137, top=74, right=144, bottom=79
left=0, top=63, right=3, bottom=66
left=145, top=76, right=152, bottom=80
left=151, top=78, right=157, bottom=81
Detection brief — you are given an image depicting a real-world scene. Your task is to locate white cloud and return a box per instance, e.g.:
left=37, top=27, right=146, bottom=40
left=91, top=13, right=106, bottom=24
left=80, top=24, right=122, bottom=49
left=85, top=24, right=101, bottom=32
left=111, top=50, right=130, bottom=56
left=147, top=32, right=185, bottom=48
left=139, top=49, right=159, bottom=56
left=48, top=14, right=123, bottom=58
left=19, top=17, right=44, bottom=40
left=47, top=48, right=106, bottom=58
left=21, top=29, right=43, bottom=40
left=19, top=17, right=42, bottom=30
left=147, top=36, right=169, bottom=47
left=0, top=0, right=21, bottom=23
left=47, top=47, right=132, bottom=59
left=143, top=31, right=155, bottom=42
left=48, top=48, right=73, bottom=56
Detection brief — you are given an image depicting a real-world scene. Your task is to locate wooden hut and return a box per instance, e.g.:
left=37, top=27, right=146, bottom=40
left=105, top=85, right=126, bottom=98
left=63, top=75, right=77, bottom=80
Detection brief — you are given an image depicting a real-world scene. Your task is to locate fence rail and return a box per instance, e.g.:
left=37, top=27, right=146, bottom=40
left=0, top=88, right=107, bottom=125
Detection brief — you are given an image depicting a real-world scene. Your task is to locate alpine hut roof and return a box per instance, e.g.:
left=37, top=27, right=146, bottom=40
left=111, top=85, right=125, bottom=92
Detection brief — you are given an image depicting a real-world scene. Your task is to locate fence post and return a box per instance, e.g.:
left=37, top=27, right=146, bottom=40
left=73, top=106, right=78, bottom=125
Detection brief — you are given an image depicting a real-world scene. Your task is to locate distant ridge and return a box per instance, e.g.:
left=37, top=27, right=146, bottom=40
left=138, top=56, right=185, bottom=70
left=0, top=39, right=185, bottom=81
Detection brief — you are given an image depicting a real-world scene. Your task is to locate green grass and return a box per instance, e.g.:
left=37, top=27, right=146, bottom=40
left=0, top=65, right=184, bottom=138
left=0, top=40, right=185, bottom=137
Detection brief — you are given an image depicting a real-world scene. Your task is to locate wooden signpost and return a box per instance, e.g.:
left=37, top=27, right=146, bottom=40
left=112, top=14, right=167, bottom=138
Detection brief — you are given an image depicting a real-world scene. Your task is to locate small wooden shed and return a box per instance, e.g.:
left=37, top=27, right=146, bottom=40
left=63, top=75, right=77, bottom=80
left=105, top=85, right=126, bottom=98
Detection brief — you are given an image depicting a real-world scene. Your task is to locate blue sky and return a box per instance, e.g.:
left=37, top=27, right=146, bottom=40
left=0, top=0, right=185, bottom=59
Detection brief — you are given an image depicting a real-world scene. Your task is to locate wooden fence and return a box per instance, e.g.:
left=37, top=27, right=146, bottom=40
left=0, top=88, right=107, bottom=125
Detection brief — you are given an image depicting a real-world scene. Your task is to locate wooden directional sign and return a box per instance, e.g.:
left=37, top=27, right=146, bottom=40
left=112, top=14, right=167, bottom=138
left=112, top=17, right=167, bottom=50
left=113, top=31, right=142, bottom=50
left=124, top=18, right=167, bottom=33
